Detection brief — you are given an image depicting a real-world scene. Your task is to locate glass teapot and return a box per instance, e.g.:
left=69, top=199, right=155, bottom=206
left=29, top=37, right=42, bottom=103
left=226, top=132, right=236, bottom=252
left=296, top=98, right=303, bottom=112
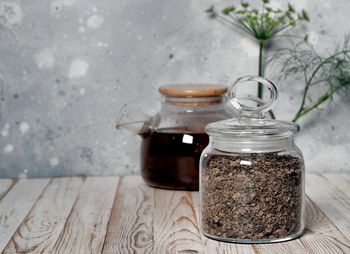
left=117, top=83, right=233, bottom=190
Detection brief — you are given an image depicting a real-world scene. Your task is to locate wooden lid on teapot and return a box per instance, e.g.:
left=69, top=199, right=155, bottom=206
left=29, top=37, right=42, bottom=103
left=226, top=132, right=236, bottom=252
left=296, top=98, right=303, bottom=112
left=159, top=84, right=228, bottom=97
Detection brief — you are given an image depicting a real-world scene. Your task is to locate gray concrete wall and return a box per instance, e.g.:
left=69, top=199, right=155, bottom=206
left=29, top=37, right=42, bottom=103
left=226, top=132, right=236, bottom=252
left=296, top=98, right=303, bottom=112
left=0, top=0, right=349, bottom=178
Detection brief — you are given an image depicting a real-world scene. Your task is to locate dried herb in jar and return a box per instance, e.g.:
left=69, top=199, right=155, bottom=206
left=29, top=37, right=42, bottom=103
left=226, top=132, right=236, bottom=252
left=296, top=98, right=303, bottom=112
left=202, top=152, right=303, bottom=240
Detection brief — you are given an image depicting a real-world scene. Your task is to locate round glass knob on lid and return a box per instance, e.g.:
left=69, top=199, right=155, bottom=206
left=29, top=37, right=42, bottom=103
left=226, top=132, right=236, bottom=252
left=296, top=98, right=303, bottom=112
left=205, top=76, right=300, bottom=141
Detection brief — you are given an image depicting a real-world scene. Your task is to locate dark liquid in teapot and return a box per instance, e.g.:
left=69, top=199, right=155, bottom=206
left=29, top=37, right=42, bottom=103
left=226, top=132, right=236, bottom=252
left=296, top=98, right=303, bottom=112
left=141, top=128, right=209, bottom=191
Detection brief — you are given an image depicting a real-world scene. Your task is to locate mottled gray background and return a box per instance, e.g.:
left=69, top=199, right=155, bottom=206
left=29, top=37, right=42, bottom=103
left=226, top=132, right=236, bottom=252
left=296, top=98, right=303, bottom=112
left=0, top=0, right=349, bottom=178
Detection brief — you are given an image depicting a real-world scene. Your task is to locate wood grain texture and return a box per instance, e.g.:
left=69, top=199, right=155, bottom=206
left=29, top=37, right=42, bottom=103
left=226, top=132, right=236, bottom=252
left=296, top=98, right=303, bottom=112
left=306, top=173, right=350, bottom=238
left=153, top=189, right=203, bottom=254
left=191, top=192, right=256, bottom=254
left=0, top=174, right=349, bottom=253
left=102, top=176, right=154, bottom=254
left=252, top=238, right=308, bottom=254
left=3, top=177, right=85, bottom=253
left=51, top=177, right=119, bottom=254
left=202, top=238, right=257, bottom=254
left=299, top=196, right=350, bottom=254
left=0, top=179, right=16, bottom=201
left=322, top=173, right=350, bottom=197
left=0, top=178, right=50, bottom=252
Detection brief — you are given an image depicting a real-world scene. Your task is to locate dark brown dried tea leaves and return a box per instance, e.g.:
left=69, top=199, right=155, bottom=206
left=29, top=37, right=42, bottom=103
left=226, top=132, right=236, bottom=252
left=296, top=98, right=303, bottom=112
left=202, top=152, right=303, bottom=240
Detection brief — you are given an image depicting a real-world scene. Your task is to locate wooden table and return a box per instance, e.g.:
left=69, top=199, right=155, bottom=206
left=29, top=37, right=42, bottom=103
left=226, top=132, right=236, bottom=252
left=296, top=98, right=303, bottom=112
left=0, top=173, right=349, bottom=253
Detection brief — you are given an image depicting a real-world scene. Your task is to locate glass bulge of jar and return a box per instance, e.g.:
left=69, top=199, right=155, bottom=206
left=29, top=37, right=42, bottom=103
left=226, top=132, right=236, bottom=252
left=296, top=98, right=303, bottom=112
left=200, top=76, right=305, bottom=243
left=141, top=84, right=232, bottom=191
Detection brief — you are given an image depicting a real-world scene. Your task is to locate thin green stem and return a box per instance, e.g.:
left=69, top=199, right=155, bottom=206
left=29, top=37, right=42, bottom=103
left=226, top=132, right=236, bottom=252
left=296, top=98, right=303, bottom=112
left=292, top=85, right=344, bottom=122
left=292, top=83, right=310, bottom=122
left=217, top=15, right=253, bottom=35
left=258, top=41, right=264, bottom=98
left=292, top=50, right=350, bottom=122
left=308, top=50, right=350, bottom=86
left=268, top=20, right=303, bottom=38
left=292, top=93, right=330, bottom=122
left=309, top=77, right=333, bottom=86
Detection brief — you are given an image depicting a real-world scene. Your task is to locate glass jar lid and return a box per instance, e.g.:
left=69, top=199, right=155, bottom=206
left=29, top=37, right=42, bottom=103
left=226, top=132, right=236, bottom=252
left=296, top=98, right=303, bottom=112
left=205, top=76, right=299, bottom=140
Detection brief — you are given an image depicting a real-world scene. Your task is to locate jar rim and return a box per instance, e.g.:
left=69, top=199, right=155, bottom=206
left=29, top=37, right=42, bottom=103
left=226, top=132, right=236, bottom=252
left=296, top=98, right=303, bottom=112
left=205, top=118, right=300, bottom=140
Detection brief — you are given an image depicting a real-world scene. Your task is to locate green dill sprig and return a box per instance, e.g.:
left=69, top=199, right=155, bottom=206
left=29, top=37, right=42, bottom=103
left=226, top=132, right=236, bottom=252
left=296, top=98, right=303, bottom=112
left=273, top=35, right=350, bottom=122
left=206, top=0, right=309, bottom=98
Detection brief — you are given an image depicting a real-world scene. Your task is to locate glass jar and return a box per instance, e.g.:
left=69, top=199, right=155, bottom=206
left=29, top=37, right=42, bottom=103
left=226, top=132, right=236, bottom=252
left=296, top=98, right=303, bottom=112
left=141, top=84, right=233, bottom=191
left=200, top=76, right=305, bottom=243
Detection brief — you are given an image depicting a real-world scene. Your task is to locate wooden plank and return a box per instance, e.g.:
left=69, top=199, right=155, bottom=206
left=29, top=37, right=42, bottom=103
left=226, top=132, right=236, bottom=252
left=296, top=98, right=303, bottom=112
left=298, top=196, right=350, bottom=254
left=0, top=179, right=16, bottom=201
left=102, top=176, right=154, bottom=254
left=243, top=227, right=308, bottom=254
left=322, top=173, right=350, bottom=197
left=306, top=173, right=350, bottom=238
left=3, top=177, right=85, bottom=253
left=153, top=189, right=203, bottom=254
left=0, top=178, right=50, bottom=252
left=252, top=240, right=308, bottom=254
left=202, top=237, right=256, bottom=254
left=192, top=192, right=256, bottom=254
left=51, top=177, right=119, bottom=254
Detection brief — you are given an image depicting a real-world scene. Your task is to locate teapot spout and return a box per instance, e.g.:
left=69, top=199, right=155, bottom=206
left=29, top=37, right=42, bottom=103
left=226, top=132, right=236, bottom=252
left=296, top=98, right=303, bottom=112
left=116, top=120, right=151, bottom=136
left=115, top=104, right=159, bottom=137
